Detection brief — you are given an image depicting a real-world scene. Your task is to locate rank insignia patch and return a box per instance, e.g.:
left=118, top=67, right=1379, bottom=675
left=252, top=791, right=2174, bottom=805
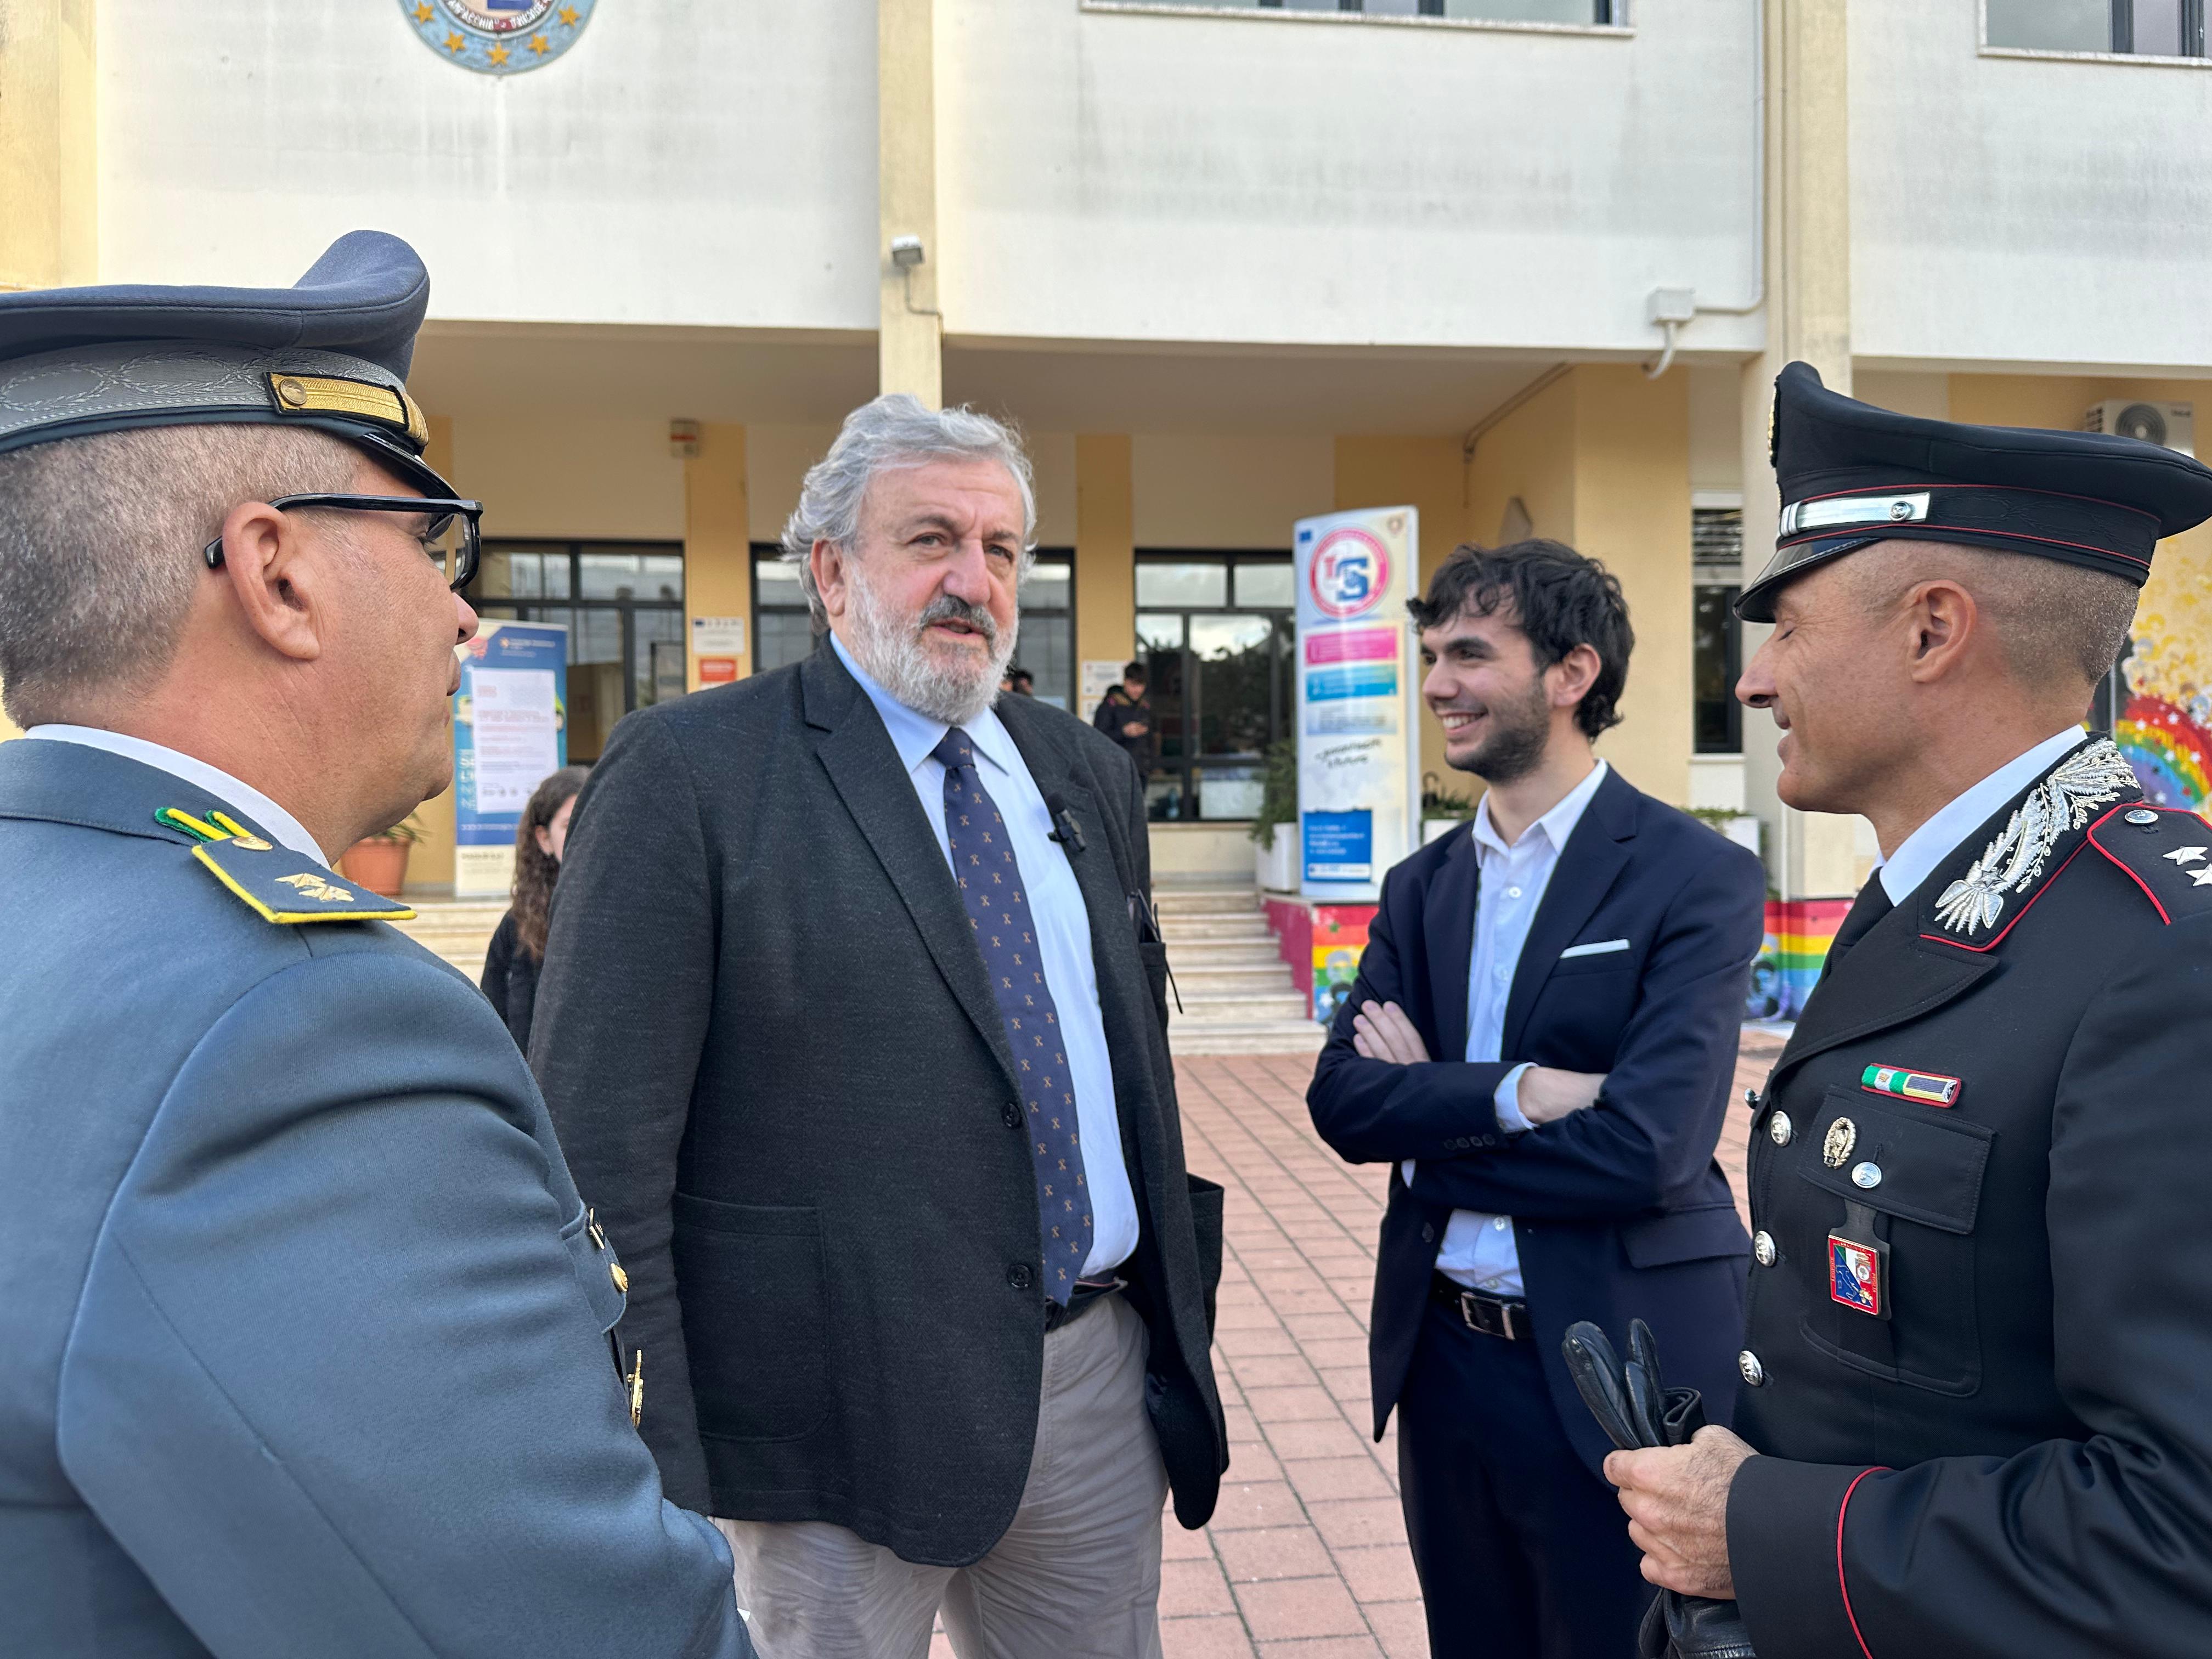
left=1861, top=1064, right=1962, bottom=1107
left=1829, top=1233, right=1883, bottom=1316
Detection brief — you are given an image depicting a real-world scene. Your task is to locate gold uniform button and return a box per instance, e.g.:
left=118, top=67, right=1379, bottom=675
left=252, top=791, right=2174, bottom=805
left=610, top=1262, right=629, bottom=1293
left=1753, top=1231, right=1776, bottom=1267
left=275, top=376, right=309, bottom=407
left=1769, top=1111, right=1793, bottom=1147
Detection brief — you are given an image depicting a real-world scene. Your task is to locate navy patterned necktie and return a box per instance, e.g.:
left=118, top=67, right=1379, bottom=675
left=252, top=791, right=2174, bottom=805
left=933, top=728, right=1092, bottom=1304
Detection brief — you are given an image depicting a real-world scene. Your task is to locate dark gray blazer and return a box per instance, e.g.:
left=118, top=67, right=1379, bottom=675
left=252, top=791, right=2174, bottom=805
left=531, top=642, right=1227, bottom=1566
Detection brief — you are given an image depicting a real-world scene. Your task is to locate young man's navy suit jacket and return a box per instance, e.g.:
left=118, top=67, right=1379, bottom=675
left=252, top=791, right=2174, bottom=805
left=1308, top=766, right=1767, bottom=1476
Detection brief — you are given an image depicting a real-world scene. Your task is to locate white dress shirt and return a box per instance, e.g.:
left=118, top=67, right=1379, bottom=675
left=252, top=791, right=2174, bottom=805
left=22, top=724, right=325, bottom=862
left=1876, top=727, right=2087, bottom=907
left=831, top=634, right=1140, bottom=1278
left=1406, top=759, right=1611, bottom=1295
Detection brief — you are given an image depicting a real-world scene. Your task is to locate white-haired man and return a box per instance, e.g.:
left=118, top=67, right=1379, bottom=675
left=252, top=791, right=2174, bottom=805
left=532, top=394, right=1227, bottom=1659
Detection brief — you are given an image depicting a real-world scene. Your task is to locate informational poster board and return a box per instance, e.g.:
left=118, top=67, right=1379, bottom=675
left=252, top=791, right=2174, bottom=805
left=1294, top=506, right=1420, bottom=900
left=453, top=619, right=568, bottom=898
left=691, top=614, right=746, bottom=687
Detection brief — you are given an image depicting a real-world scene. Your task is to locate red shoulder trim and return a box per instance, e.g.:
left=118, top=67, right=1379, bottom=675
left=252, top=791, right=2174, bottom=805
left=1837, top=1466, right=1887, bottom=1659
left=2083, top=802, right=2205, bottom=926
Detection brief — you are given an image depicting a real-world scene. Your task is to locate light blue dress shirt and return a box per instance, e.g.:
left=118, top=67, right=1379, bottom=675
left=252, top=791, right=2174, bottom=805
left=831, top=633, right=1140, bottom=1277
left=1406, top=759, right=1611, bottom=1295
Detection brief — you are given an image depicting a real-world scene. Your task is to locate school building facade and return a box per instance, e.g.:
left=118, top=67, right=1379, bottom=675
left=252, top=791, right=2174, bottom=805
left=7, top=0, right=2212, bottom=907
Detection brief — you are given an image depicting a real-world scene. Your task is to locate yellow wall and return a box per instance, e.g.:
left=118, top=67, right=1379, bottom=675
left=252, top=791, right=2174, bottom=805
left=0, top=0, right=97, bottom=739
left=1075, top=435, right=1135, bottom=698
left=685, top=423, right=752, bottom=689
left=877, top=0, right=941, bottom=405
left=411, top=415, right=460, bottom=890
left=1458, top=365, right=1694, bottom=809
left=1950, top=374, right=2212, bottom=732
left=0, top=0, right=96, bottom=293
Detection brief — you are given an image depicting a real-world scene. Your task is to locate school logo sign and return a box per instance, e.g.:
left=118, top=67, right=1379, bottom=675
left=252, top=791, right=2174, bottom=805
left=1307, top=526, right=1391, bottom=621
left=402, top=0, right=596, bottom=75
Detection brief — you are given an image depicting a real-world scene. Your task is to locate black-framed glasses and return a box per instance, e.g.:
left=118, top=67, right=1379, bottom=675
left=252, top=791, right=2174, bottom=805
left=201, top=493, right=484, bottom=592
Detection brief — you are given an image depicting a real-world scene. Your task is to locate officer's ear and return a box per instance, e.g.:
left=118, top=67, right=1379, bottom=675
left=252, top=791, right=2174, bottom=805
left=1903, top=577, right=1978, bottom=685
left=811, top=537, right=854, bottom=623
left=211, top=498, right=326, bottom=665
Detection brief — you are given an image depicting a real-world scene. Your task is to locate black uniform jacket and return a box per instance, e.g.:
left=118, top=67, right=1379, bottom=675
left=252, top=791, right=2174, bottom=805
left=529, top=643, right=1226, bottom=1566
left=1308, top=768, right=1766, bottom=1475
left=1729, top=736, right=2212, bottom=1658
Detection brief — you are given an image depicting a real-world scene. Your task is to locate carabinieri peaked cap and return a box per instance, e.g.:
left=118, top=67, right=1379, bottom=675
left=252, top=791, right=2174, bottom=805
left=1737, top=360, right=2212, bottom=622
left=0, top=229, right=453, bottom=498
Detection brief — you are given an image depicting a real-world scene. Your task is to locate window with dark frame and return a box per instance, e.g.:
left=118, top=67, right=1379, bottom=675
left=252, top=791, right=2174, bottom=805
left=748, top=543, right=1079, bottom=710
left=1692, top=508, right=1743, bottom=757
left=1138, top=0, right=1618, bottom=21
left=1987, top=0, right=2207, bottom=56
left=466, top=540, right=684, bottom=763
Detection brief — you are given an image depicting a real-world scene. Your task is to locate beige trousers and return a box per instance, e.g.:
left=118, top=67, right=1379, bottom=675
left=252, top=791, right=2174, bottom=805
left=716, top=1293, right=1169, bottom=1659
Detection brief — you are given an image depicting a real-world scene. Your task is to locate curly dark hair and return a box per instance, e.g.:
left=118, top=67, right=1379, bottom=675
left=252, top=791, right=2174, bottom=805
left=510, top=765, right=590, bottom=961
left=1405, top=539, right=1634, bottom=740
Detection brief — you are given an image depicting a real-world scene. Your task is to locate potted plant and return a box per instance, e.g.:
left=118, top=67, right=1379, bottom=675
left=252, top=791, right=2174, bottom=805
left=1421, top=772, right=1481, bottom=843
left=1250, top=738, right=1299, bottom=891
left=340, top=814, right=427, bottom=898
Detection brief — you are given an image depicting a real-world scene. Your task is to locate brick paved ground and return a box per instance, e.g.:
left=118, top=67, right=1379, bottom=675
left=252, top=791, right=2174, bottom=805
left=930, top=1029, right=1787, bottom=1658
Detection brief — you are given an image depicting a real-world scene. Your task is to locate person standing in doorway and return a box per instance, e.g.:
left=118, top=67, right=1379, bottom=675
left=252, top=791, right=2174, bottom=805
left=1307, top=540, right=1766, bottom=1659
left=481, top=764, right=589, bottom=1052
left=1093, top=661, right=1155, bottom=776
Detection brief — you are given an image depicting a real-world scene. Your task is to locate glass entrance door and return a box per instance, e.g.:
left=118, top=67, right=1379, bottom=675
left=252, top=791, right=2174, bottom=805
left=1135, top=554, right=1295, bottom=821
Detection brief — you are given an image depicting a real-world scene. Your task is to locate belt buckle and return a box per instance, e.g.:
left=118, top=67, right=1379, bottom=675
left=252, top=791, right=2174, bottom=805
left=1457, top=1290, right=1521, bottom=1340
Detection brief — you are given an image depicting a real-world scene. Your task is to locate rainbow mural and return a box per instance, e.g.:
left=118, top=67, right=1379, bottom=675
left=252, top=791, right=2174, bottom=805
left=2118, top=557, right=2212, bottom=813
left=1746, top=899, right=1850, bottom=1024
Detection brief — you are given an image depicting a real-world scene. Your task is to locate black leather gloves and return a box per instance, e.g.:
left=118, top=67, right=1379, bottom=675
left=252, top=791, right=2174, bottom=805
left=1561, top=1320, right=1756, bottom=1659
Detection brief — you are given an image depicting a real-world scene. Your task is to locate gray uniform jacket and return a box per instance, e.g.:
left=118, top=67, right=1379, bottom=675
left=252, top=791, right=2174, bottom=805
left=0, top=738, right=751, bottom=1659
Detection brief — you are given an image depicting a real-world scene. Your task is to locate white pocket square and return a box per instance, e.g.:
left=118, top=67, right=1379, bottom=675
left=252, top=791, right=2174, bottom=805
left=1560, top=938, right=1632, bottom=959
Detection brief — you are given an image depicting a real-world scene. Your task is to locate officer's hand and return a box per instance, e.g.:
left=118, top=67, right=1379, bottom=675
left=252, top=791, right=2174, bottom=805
left=1121, top=720, right=1146, bottom=737
left=1352, top=1000, right=1431, bottom=1065
left=1604, top=1425, right=1755, bottom=1599
left=1516, top=1066, right=1608, bottom=1125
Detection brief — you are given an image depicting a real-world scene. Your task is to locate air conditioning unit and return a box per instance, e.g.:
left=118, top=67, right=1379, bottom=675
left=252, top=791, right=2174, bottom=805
left=2085, top=399, right=2195, bottom=456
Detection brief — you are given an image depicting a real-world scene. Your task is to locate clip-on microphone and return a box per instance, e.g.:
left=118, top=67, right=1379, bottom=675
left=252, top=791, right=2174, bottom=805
left=1044, top=793, right=1087, bottom=853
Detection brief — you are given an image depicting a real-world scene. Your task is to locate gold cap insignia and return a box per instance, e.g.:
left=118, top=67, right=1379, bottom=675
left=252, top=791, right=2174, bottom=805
left=264, top=371, right=429, bottom=448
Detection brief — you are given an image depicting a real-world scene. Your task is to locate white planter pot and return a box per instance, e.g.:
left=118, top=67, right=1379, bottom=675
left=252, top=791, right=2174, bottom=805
left=1254, top=824, right=1299, bottom=892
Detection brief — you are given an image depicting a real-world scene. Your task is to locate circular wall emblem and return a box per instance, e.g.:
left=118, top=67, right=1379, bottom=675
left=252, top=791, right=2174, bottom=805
left=402, top=0, right=596, bottom=75
left=1308, top=527, right=1392, bottom=621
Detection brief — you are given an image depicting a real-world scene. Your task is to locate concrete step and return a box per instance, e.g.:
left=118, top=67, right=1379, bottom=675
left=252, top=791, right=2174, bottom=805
left=1159, top=916, right=1274, bottom=943
left=1168, top=1020, right=1328, bottom=1056
left=1166, top=937, right=1290, bottom=966
left=1167, top=963, right=1299, bottom=994
left=1153, top=887, right=1262, bottom=917
left=1171, top=989, right=1313, bottom=1022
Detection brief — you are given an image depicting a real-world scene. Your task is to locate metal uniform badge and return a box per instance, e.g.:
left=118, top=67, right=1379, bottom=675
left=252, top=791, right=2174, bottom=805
left=1822, top=1118, right=1857, bottom=1169
left=1861, top=1064, right=1962, bottom=1107
left=1934, top=739, right=2136, bottom=936
left=1829, top=1226, right=1886, bottom=1317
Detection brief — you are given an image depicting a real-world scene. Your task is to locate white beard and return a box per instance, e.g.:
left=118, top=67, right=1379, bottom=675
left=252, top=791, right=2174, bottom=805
left=844, top=561, right=1018, bottom=729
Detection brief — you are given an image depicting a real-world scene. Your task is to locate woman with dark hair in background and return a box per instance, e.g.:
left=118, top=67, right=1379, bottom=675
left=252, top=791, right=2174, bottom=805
left=480, top=765, right=589, bottom=1051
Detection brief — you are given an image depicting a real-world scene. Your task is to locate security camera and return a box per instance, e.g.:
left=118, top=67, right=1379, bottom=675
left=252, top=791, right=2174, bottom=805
left=890, top=236, right=926, bottom=269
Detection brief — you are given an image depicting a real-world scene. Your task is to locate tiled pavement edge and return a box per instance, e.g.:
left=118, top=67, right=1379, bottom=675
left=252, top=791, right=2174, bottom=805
left=929, top=1029, right=1785, bottom=1658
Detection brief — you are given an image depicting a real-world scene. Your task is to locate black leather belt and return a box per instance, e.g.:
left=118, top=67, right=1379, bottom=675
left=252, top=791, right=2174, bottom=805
left=1045, top=1275, right=1122, bottom=1333
left=1430, top=1272, right=1528, bottom=1341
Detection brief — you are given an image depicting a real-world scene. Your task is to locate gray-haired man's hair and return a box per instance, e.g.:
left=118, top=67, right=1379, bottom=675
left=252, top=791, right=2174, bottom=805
left=0, top=424, right=360, bottom=725
left=780, top=393, right=1036, bottom=624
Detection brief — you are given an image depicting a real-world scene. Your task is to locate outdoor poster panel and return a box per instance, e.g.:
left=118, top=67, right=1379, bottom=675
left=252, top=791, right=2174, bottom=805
left=453, top=619, right=568, bottom=899
left=1294, top=506, right=1421, bottom=901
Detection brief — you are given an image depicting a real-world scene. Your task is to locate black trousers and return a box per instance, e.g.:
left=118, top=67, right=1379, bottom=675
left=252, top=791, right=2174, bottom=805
left=1398, top=1295, right=1654, bottom=1658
